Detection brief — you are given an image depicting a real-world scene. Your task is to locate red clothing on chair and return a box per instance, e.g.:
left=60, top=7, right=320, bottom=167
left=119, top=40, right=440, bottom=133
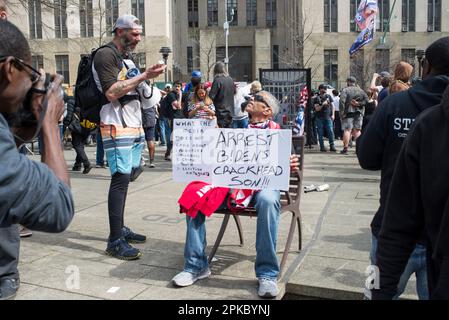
left=178, top=181, right=230, bottom=218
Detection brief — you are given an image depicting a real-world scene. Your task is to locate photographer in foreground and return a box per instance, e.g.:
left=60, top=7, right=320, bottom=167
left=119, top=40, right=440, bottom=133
left=0, top=20, right=74, bottom=300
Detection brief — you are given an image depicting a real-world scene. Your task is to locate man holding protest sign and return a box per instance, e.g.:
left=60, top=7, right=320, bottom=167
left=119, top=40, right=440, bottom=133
left=172, top=91, right=300, bottom=298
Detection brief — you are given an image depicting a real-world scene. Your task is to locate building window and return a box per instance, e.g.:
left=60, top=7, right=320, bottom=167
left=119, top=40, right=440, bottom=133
left=54, top=0, right=68, bottom=39
left=187, top=46, right=193, bottom=74
left=246, top=0, right=257, bottom=26
left=350, top=0, right=362, bottom=32
left=131, top=0, right=145, bottom=34
left=28, top=0, right=42, bottom=39
left=217, top=46, right=252, bottom=82
left=324, top=0, right=338, bottom=33
left=188, top=0, right=199, bottom=28
left=80, top=0, right=94, bottom=38
left=402, top=0, right=415, bottom=32
left=350, top=50, right=365, bottom=88
left=227, top=0, right=238, bottom=26
left=375, top=49, right=390, bottom=73
left=55, top=55, right=70, bottom=84
left=266, top=0, right=277, bottom=27
left=377, top=0, right=390, bottom=32
left=324, top=49, right=338, bottom=89
left=272, top=45, right=279, bottom=69
left=207, top=0, right=218, bottom=26
left=401, top=49, right=416, bottom=76
left=105, top=0, right=119, bottom=33
left=427, top=0, right=441, bottom=32
left=31, top=55, right=44, bottom=70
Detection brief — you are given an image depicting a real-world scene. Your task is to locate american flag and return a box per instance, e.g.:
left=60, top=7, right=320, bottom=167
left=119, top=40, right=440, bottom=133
left=355, top=0, right=378, bottom=30
left=298, top=85, right=309, bottom=107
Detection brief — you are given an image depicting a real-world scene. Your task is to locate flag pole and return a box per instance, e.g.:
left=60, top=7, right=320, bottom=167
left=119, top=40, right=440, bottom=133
left=380, top=0, right=397, bottom=44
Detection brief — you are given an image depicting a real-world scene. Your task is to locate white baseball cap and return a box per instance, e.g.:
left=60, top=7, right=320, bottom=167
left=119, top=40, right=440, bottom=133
left=113, top=14, right=143, bottom=32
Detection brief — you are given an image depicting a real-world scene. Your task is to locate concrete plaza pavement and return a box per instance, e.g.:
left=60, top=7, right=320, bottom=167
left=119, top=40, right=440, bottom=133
left=15, top=140, right=419, bottom=300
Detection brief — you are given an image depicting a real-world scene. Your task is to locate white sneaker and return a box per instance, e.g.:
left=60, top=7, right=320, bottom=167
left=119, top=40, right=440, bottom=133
left=258, top=278, right=279, bottom=298
left=172, top=268, right=211, bottom=287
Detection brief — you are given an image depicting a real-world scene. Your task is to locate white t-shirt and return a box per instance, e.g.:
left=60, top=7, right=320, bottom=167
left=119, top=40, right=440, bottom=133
left=332, top=95, right=340, bottom=112
left=93, top=59, right=142, bottom=128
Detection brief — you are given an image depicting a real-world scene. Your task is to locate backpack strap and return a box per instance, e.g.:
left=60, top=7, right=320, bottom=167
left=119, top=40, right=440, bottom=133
left=94, top=43, right=124, bottom=71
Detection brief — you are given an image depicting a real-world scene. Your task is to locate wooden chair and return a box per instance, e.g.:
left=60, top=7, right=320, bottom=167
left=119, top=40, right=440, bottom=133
left=208, top=136, right=304, bottom=276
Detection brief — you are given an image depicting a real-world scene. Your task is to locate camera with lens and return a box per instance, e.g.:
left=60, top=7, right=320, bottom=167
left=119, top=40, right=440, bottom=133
left=6, top=73, right=64, bottom=134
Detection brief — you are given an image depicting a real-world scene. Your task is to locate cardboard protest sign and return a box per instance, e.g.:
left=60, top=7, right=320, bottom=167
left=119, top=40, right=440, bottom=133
left=173, top=121, right=292, bottom=191
left=172, top=118, right=216, bottom=183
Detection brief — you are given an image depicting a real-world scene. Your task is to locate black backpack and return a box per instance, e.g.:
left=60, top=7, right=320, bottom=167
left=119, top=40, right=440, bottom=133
left=159, top=95, right=172, bottom=119
left=74, top=44, right=121, bottom=124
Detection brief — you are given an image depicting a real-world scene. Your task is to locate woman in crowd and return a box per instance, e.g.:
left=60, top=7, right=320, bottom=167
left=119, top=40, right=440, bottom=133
left=187, top=84, right=216, bottom=120
left=389, top=61, right=414, bottom=94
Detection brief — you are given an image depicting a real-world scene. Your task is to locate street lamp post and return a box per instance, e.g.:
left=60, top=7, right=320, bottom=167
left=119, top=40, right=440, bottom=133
left=159, top=46, right=172, bottom=83
left=416, top=49, right=425, bottom=78
left=223, top=0, right=235, bottom=72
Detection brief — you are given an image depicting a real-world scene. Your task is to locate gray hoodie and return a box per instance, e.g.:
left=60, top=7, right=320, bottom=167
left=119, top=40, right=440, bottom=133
left=0, top=114, right=74, bottom=232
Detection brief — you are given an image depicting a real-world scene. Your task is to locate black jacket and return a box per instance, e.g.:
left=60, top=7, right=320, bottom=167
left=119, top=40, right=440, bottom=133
left=209, top=75, right=234, bottom=128
left=373, top=85, right=449, bottom=300
left=357, top=75, right=449, bottom=238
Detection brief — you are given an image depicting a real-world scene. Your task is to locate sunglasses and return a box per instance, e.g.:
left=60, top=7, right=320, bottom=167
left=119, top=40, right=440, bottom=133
left=253, top=94, right=271, bottom=109
left=0, top=56, right=41, bottom=85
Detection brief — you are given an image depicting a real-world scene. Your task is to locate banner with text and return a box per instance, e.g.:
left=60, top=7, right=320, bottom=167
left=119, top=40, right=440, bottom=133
left=173, top=120, right=292, bottom=190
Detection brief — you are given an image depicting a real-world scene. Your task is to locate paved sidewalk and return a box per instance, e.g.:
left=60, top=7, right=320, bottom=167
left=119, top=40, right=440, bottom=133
left=15, top=140, right=418, bottom=300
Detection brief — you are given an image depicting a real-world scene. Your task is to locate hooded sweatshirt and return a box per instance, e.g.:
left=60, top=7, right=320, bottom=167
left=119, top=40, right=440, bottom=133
left=0, top=114, right=74, bottom=231
left=373, top=85, right=449, bottom=300
left=357, top=75, right=449, bottom=238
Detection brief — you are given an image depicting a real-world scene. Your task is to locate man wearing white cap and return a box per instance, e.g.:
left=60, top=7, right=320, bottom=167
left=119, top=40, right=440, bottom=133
left=92, top=14, right=165, bottom=260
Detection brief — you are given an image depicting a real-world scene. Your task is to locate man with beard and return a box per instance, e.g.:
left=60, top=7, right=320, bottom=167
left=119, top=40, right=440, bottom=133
left=92, top=15, right=165, bottom=260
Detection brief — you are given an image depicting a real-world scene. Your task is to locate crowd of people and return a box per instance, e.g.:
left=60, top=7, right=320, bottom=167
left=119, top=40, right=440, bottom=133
left=2, top=0, right=449, bottom=301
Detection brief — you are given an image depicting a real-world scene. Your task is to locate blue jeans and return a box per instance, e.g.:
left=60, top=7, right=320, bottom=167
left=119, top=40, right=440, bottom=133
left=96, top=128, right=105, bottom=166
left=316, top=118, right=335, bottom=149
left=184, top=189, right=281, bottom=280
left=159, top=117, right=172, bottom=151
left=370, top=235, right=429, bottom=300
left=232, top=118, right=249, bottom=129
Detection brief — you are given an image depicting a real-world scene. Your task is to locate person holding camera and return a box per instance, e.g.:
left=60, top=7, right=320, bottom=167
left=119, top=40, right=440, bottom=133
left=187, top=83, right=216, bottom=120
left=313, top=84, right=336, bottom=152
left=0, top=19, right=74, bottom=300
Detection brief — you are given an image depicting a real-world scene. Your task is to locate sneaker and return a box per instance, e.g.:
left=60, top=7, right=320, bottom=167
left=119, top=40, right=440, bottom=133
left=172, top=268, right=211, bottom=287
left=83, top=163, right=92, bottom=174
left=96, top=163, right=106, bottom=168
left=105, top=237, right=142, bottom=260
left=340, top=148, right=348, bottom=155
left=164, top=152, right=171, bottom=161
left=258, top=278, right=279, bottom=298
left=149, top=160, right=155, bottom=168
left=122, top=226, right=146, bottom=244
left=0, top=278, right=20, bottom=300
left=330, top=146, right=337, bottom=152
left=130, top=166, right=144, bottom=182
left=72, top=165, right=82, bottom=172
left=19, top=225, right=32, bottom=238
left=320, top=147, right=327, bottom=152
